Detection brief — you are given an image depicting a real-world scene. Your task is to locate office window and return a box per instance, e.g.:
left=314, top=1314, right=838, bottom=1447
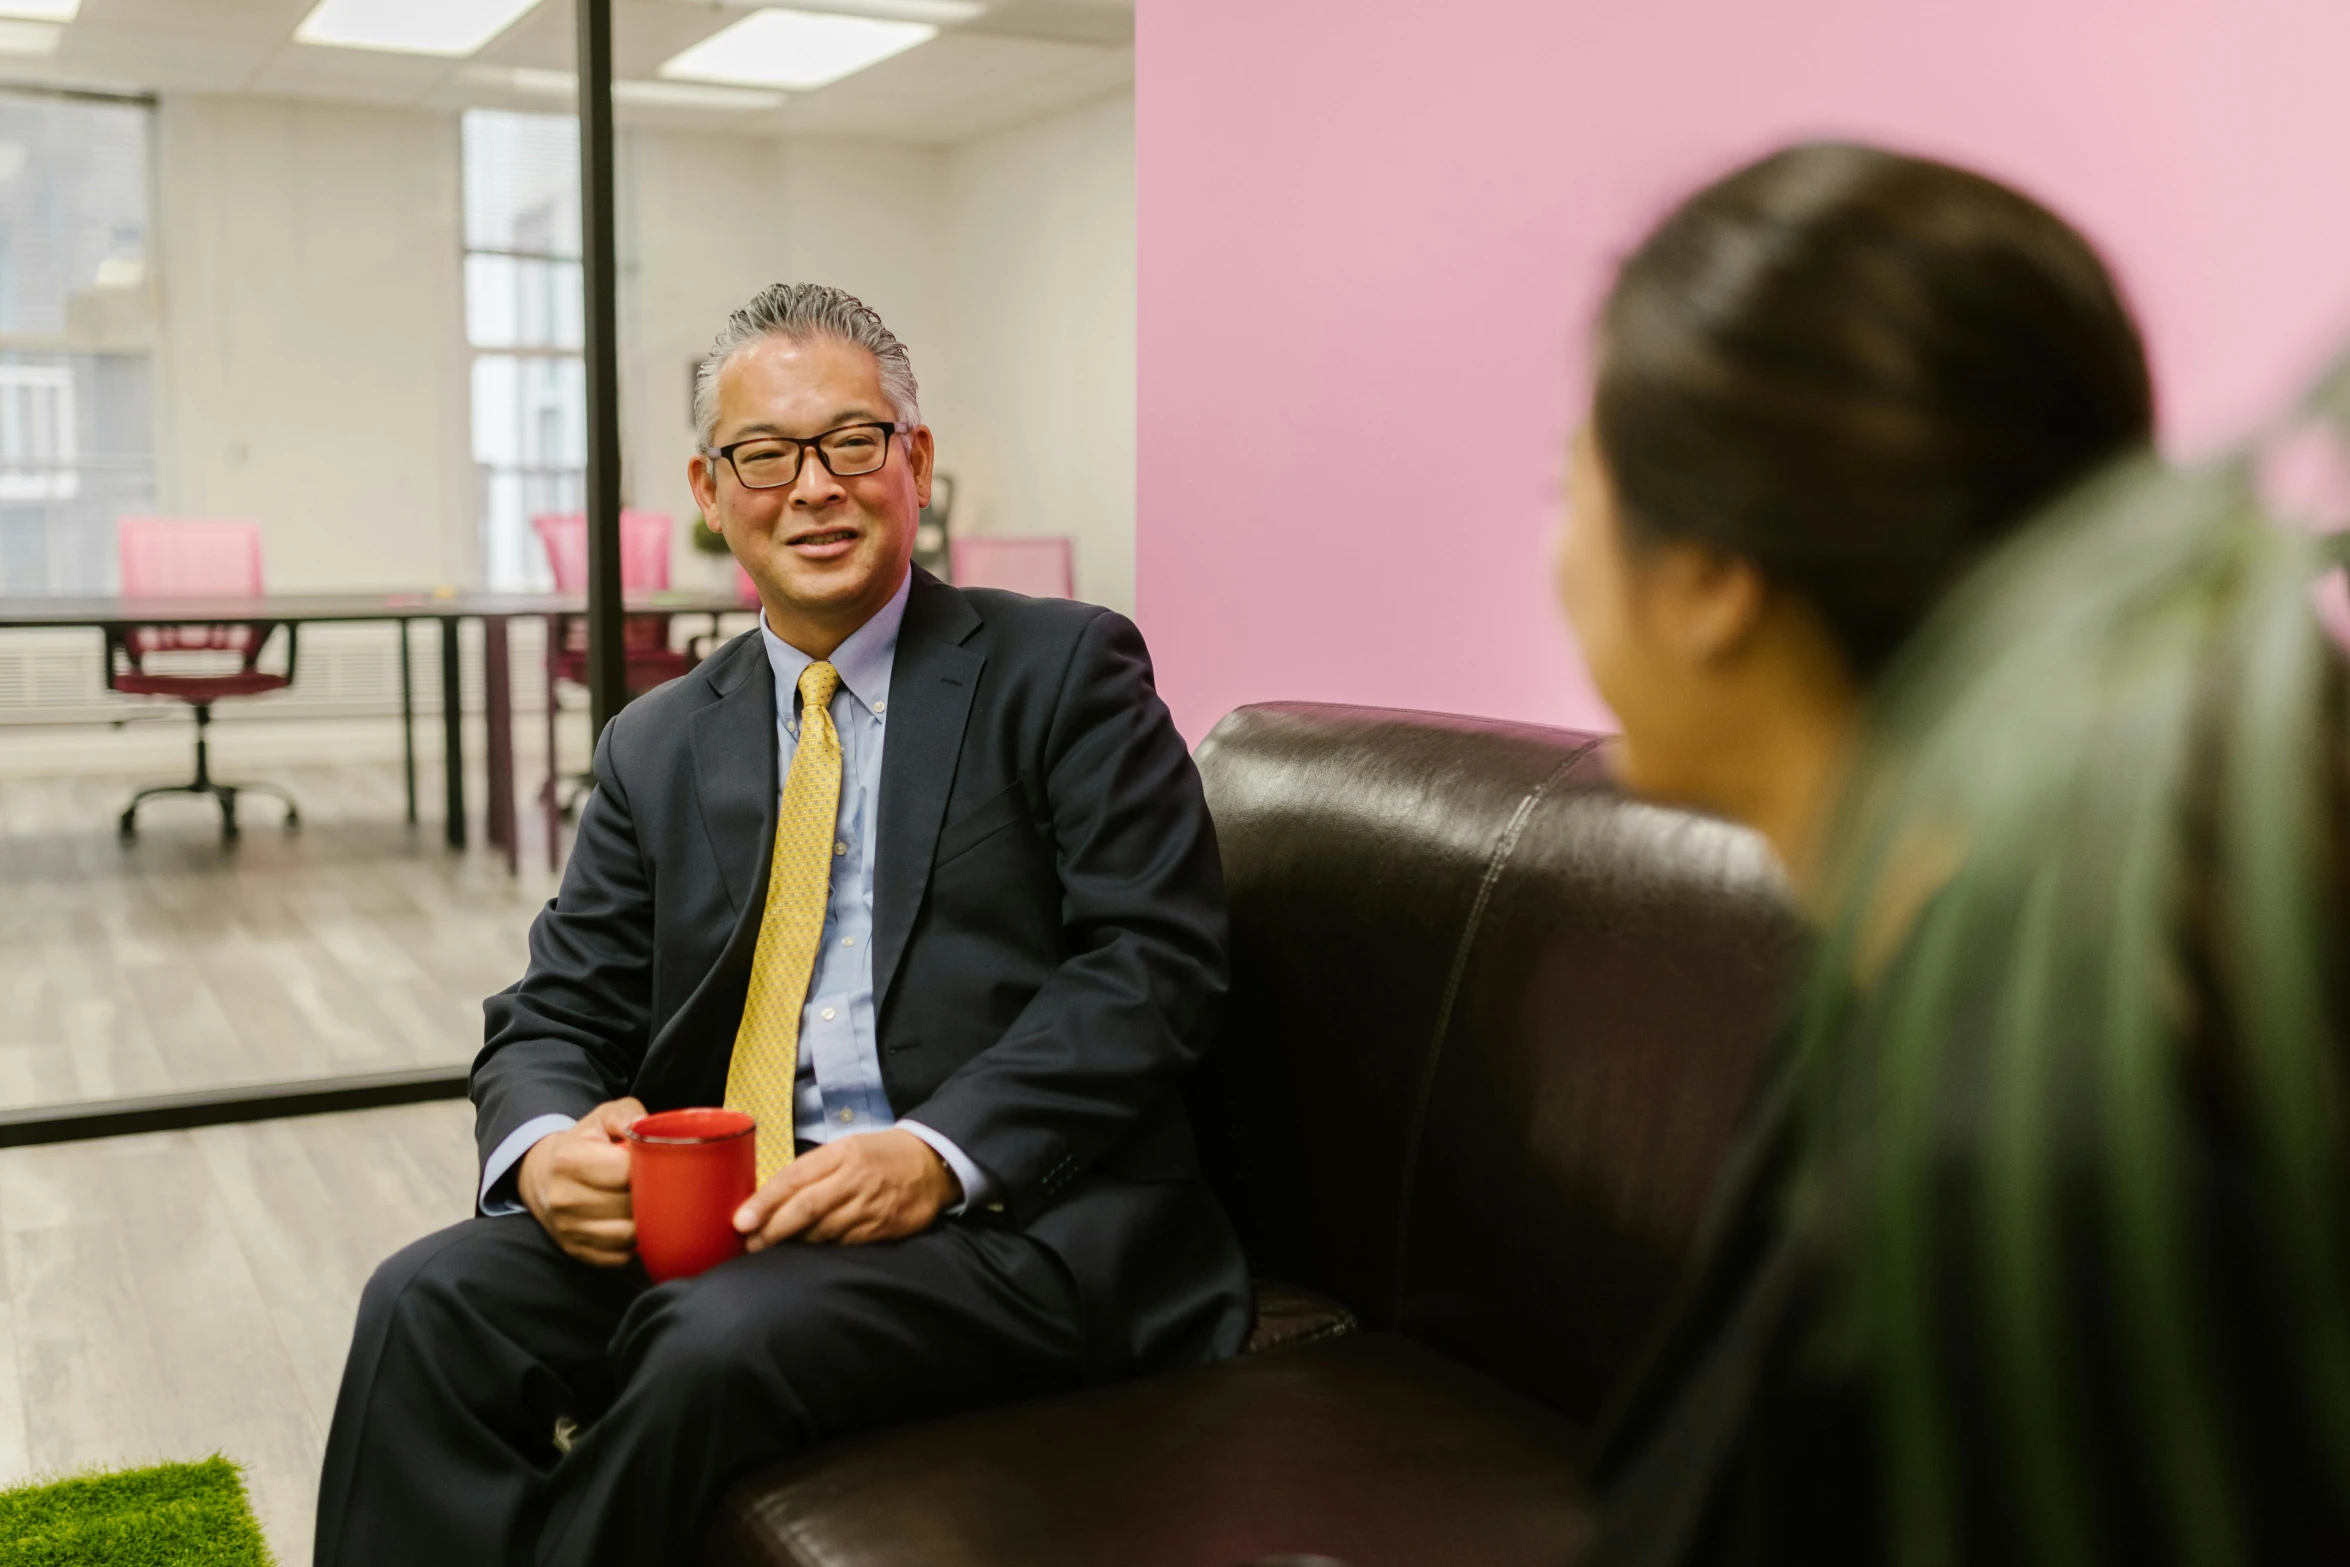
left=0, top=90, right=155, bottom=595
left=463, top=110, right=584, bottom=592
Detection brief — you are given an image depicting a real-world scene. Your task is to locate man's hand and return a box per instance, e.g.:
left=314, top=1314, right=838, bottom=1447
left=733, top=1129, right=960, bottom=1250
left=519, top=1097, right=645, bottom=1267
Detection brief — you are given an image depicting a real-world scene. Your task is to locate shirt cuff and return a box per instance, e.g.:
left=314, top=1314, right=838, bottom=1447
left=479, top=1113, right=580, bottom=1216
left=896, top=1119, right=993, bottom=1215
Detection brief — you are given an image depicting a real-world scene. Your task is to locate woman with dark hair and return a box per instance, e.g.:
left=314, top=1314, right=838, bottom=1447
left=1558, top=142, right=2350, bottom=1564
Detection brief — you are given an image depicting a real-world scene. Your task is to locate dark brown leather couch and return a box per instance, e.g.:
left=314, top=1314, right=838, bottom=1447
left=706, top=704, right=1803, bottom=1567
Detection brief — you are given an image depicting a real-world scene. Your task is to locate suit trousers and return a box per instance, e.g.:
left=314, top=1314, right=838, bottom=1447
left=314, top=1212, right=1087, bottom=1567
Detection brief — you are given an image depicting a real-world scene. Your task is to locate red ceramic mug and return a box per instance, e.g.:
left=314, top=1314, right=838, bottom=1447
left=624, top=1108, right=757, bottom=1283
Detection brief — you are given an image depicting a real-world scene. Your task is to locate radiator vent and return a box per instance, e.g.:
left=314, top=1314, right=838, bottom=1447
left=0, top=620, right=558, bottom=726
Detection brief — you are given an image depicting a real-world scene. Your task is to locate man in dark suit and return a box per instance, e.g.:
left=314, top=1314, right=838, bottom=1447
left=314, top=283, right=1250, bottom=1567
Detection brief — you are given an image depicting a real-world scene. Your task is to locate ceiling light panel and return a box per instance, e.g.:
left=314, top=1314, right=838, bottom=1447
left=295, top=0, right=542, bottom=58
left=0, top=1, right=75, bottom=20
left=660, top=8, right=938, bottom=92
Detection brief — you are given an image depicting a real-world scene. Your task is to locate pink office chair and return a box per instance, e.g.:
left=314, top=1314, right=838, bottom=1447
left=108, top=517, right=300, bottom=842
left=949, top=536, right=1075, bottom=599
left=533, top=511, right=694, bottom=819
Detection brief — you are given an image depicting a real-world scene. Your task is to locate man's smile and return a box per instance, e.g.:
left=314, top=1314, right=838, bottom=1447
left=783, top=522, right=861, bottom=560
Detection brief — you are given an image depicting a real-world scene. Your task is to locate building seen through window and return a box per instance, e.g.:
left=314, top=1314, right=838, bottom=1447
left=0, top=88, right=153, bottom=596
left=464, top=109, right=585, bottom=594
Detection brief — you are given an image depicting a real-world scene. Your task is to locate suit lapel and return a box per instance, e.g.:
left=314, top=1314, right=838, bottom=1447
left=872, top=569, right=984, bottom=1013
left=689, top=633, right=778, bottom=914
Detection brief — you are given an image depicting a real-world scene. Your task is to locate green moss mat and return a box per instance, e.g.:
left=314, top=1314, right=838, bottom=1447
left=0, top=1456, right=273, bottom=1566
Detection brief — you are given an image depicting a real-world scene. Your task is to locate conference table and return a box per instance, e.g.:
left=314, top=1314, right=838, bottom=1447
left=0, top=588, right=752, bottom=873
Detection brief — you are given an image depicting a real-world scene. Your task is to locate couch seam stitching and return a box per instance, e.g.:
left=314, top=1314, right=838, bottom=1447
left=1385, top=738, right=1601, bottom=1326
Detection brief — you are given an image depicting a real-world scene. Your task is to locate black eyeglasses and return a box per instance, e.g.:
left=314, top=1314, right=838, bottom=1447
left=704, top=422, right=908, bottom=490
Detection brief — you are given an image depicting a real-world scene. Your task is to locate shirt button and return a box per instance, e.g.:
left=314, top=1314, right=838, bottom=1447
left=837, top=1107, right=855, bottom=1123
left=841, top=936, right=855, bottom=947
left=834, top=841, right=847, bottom=856
left=821, top=1006, right=837, bottom=1021
left=873, top=700, right=886, bottom=714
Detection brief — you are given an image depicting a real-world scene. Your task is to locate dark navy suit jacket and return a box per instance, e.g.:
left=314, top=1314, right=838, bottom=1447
left=473, top=566, right=1251, bottom=1375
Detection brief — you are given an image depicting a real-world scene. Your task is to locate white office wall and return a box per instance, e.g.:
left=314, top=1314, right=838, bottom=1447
left=615, top=130, right=951, bottom=594
left=935, top=91, right=1136, bottom=612
left=618, top=97, right=1139, bottom=613
left=146, top=91, right=1137, bottom=609
left=614, top=125, right=788, bottom=593
left=154, top=94, right=475, bottom=592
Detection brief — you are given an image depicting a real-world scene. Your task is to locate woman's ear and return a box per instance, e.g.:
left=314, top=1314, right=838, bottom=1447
left=1646, top=542, right=1770, bottom=667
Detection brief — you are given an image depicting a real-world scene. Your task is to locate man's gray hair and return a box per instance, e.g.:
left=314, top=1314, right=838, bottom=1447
left=693, top=282, right=921, bottom=447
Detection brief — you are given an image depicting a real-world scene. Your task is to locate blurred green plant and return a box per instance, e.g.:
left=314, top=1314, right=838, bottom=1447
left=1795, top=344, right=2350, bottom=1567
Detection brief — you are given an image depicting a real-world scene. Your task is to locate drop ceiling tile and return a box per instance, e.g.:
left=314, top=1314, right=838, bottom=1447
left=240, top=39, right=460, bottom=107
left=470, top=0, right=574, bottom=72
left=897, top=49, right=1129, bottom=140
left=50, top=21, right=279, bottom=93
left=76, top=0, right=309, bottom=40
left=610, top=2, right=761, bottom=79
left=2, top=0, right=1128, bottom=146
left=775, top=31, right=1123, bottom=142
left=966, top=0, right=1132, bottom=46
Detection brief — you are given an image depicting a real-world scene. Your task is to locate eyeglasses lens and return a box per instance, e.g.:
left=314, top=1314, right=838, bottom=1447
left=728, top=428, right=890, bottom=489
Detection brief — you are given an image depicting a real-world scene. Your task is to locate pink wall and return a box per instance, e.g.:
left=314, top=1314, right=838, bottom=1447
left=1137, top=0, right=2350, bottom=742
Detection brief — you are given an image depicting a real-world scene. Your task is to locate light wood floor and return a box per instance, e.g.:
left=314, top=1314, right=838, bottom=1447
left=0, top=1099, right=479, bottom=1567
left=0, top=759, right=562, bottom=1112
left=0, top=744, right=573, bottom=1560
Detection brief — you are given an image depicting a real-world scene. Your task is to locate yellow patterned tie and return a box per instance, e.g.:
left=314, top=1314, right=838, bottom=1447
left=726, top=660, right=843, bottom=1184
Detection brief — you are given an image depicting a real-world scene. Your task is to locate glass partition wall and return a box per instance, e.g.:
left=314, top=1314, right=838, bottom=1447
left=465, top=108, right=586, bottom=593
left=0, top=15, right=605, bottom=1139
left=0, top=0, right=1139, bottom=1140
left=0, top=89, right=155, bottom=598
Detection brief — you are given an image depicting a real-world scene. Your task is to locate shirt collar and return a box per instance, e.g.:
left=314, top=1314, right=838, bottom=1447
left=758, top=566, right=910, bottom=724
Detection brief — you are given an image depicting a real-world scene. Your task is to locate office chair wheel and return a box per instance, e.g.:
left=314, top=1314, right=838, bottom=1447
left=219, top=788, right=240, bottom=844
left=117, top=810, right=136, bottom=842
left=282, top=805, right=302, bottom=835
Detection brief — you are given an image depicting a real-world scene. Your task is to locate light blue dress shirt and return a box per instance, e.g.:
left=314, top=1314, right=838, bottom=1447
left=480, top=570, right=989, bottom=1216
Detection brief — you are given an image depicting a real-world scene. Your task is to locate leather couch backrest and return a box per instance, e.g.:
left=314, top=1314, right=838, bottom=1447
left=1191, top=703, right=1803, bottom=1424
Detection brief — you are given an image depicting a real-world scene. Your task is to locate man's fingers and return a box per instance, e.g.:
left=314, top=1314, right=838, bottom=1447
left=798, top=1196, right=858, bottom=1245
left=735, top=1150, right=835, bottom=1232
left=753, top=1170, right=854, bottom=1250
left=567, top=1239, right=637, bottom=1268
left=564, top=1139, right=633, bottom=1193
left=559, top=1220, right=636, bottom=1259
left=560, top=1214, right=635, bottom=1245
left=520, top=1100, right=651, bottom=1260
left=756, top=1189, right=826, bottom=1248
left=549, top=1165, right=633, bottom=1212
left=555, top=1210, right=636, bottom=1267
left=588, top=1097, right=649, bottom=1138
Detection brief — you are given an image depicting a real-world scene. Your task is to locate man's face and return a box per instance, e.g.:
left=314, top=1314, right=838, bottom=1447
left=690, top=334, right=932, bottom=644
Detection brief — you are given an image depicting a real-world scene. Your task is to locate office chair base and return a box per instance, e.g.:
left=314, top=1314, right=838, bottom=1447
left=116, top=706, right=301, bottom=845
left=118, top=782, right=301, bottom=844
